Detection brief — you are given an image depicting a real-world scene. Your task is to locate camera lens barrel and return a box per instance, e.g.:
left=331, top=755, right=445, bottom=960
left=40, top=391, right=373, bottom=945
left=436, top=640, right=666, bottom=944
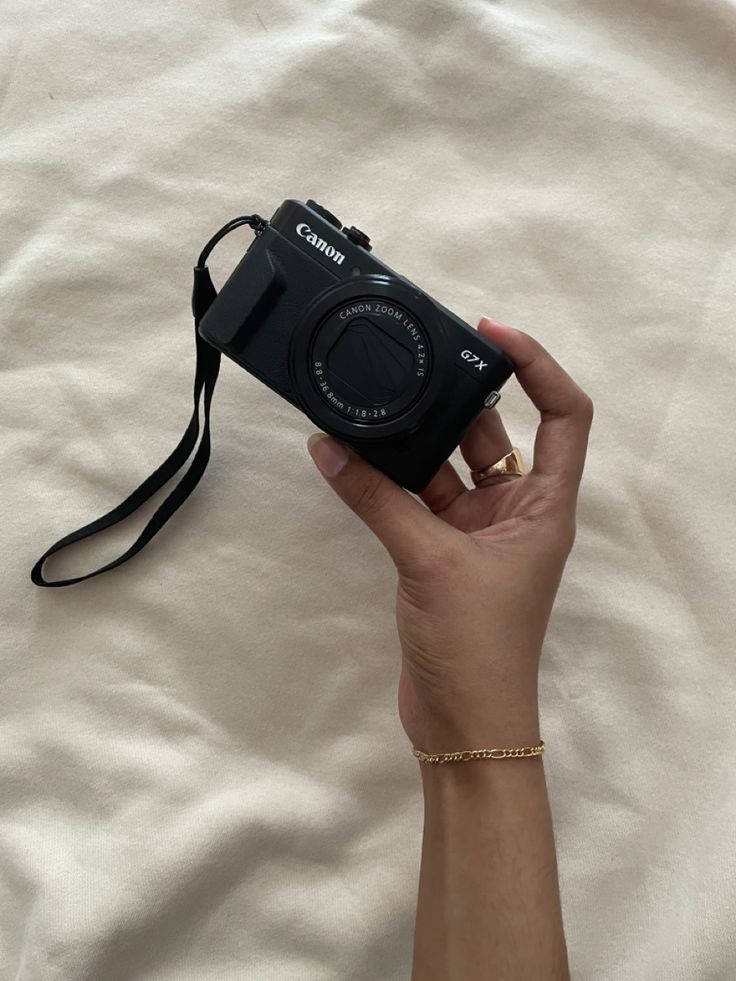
left=289, top=276, right=448, bottom=440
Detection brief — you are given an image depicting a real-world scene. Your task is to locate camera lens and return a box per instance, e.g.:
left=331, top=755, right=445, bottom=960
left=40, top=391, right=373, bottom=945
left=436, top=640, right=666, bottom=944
left=309, top=298, right=431, bottom=424
left=326, top=318, right=414, bottom=405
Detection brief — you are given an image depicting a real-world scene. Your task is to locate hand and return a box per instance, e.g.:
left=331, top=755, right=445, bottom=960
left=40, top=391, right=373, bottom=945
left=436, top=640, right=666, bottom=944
left=307, top=318, right=593, bottom=753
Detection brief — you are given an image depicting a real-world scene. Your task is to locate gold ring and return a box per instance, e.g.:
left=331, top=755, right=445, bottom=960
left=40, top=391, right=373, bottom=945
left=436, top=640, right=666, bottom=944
left=470, top=447, right=526, bottom=486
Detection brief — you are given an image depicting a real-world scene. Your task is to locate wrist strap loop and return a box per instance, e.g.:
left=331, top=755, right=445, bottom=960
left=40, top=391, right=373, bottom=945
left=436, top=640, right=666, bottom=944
left=30, top=215, right=267, bottom=587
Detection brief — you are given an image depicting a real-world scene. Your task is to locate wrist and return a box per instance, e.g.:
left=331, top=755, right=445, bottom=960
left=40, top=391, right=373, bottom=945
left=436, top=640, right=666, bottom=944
left=409, top=696, right=541, bottom=756
left=418, top=745, right=547, bottom=811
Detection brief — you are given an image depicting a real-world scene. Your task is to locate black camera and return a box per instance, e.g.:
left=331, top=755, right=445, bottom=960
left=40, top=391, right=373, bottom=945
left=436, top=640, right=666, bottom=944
left=198, top=199, right=514, bottom=492
left=31, top=199, right=518, bottom=586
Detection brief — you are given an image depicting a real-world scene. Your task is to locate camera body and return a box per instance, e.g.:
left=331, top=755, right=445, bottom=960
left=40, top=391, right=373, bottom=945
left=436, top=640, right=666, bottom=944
left=198, top=199, right=514, bottom=492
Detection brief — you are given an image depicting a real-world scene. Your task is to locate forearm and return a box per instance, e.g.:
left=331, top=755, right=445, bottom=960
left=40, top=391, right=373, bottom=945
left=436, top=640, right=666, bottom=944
left=412, top=746, right=569, bottom=980
left=307, top=321, right=590, bottom=980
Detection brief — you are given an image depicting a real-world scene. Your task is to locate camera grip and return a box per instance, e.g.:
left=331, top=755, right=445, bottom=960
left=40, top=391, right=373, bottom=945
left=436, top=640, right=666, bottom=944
left=200, top=245, right=287, bottom=351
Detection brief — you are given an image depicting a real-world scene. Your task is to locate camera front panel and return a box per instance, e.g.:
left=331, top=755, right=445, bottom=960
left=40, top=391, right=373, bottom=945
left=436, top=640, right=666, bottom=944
left=200, top=198, right=516, bottom=491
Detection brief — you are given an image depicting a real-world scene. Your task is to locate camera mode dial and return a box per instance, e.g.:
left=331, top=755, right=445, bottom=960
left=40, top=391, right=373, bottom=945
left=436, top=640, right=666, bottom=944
left=306, top=199, right=342, bottom=229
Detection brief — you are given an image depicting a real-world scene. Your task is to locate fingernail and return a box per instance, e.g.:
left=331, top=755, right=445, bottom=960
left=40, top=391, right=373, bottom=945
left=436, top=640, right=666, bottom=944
left=307, top=433, right=349, bottom=477
left=480, top=316, right=514, bottom=332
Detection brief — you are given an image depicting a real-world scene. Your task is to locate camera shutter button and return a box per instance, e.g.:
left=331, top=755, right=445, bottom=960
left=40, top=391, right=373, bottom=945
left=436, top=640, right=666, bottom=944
left=344, top=226, right=372, bottom=251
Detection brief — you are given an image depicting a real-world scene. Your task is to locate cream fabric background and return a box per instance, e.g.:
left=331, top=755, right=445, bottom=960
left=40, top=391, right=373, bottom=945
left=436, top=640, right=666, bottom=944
left=2, top=1, right=735, bottom=978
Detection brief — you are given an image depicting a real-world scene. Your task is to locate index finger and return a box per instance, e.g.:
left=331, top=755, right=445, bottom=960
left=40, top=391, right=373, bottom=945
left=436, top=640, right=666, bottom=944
left=478, top=317, right=593, bottom=491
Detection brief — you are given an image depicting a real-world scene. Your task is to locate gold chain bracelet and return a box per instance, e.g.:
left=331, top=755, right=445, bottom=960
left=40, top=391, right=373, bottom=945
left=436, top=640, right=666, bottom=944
left=411, top=741, right=545, bottom=764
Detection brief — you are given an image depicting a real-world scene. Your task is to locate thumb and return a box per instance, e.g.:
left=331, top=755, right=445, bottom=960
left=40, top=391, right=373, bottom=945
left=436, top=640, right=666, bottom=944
left=307, top=433, right=441, bottom=568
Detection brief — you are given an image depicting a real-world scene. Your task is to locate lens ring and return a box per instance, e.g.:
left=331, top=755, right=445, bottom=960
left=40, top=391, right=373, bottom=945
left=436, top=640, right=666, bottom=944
left=309, top=297, right=431, bottom=424
left=288, top=275, right=451, bottom=441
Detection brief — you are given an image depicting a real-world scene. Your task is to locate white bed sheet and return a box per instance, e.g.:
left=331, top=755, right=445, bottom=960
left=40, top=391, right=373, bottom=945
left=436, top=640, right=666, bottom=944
left=2, top=1, right=735, bottom=978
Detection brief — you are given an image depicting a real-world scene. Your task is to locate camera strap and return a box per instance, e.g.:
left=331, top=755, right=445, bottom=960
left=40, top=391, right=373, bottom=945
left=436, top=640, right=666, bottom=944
left=30, top=214, right=268, bottom=587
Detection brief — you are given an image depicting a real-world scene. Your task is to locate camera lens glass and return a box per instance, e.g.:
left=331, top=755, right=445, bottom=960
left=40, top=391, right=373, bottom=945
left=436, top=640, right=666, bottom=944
left=309, top=298, right=431, bottom=423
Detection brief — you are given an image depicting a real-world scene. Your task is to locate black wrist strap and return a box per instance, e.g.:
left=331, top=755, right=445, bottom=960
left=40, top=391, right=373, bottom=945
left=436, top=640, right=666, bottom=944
left=31, top=215, right=267, bottom=588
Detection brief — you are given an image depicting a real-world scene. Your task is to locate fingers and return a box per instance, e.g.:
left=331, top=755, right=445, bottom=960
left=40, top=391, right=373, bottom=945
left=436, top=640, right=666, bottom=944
left=418, top=460, right=467, bottom=514
left=459, top=406, right=513, bottom=472
left=307, top=434, right=453, bottom=568
left=405, top=405, right=513, bottom=514
left=478, top=318, right=593, bottom=491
